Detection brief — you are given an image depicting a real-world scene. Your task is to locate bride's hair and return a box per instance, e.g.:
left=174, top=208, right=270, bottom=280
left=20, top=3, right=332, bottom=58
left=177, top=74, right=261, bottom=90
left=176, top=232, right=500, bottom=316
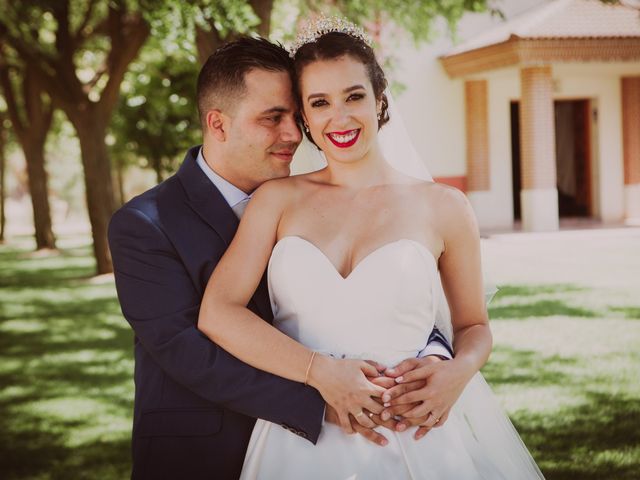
left=293, top=32, right=390, bottom=140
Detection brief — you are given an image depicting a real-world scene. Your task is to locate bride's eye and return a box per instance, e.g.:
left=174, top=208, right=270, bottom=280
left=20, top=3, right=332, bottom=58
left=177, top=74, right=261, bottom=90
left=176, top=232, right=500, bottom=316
left=310, top=99, right=328, bottom=108
left=347, top=93, right=364, bottom=101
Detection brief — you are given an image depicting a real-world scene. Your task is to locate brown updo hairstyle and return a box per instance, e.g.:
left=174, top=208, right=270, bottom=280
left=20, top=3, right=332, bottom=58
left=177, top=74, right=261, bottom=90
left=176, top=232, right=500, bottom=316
left=293, top=31, right=390, bottom=145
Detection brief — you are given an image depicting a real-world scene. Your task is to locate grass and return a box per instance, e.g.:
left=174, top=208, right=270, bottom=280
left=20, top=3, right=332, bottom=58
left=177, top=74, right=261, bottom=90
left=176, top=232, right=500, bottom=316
left=1, top=234, right=639, bottom=479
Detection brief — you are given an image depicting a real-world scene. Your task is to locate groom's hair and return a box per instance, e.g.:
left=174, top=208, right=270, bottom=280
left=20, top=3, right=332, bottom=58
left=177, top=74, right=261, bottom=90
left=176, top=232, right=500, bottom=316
left=197, top=36, right=293, bottom=127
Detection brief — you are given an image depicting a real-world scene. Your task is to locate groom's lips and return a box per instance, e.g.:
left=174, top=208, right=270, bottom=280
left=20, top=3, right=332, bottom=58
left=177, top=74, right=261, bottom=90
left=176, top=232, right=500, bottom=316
left=271, top=150, right=295, bottom=162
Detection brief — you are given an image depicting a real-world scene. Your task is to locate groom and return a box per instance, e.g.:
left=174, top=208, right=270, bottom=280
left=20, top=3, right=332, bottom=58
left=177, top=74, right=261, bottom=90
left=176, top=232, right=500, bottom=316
left=109, top=37, right=452, bottom=480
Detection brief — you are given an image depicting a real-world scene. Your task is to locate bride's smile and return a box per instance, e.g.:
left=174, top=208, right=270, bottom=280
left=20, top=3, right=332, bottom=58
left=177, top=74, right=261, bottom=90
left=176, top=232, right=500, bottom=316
left=299, top=55, right=383, bottom=166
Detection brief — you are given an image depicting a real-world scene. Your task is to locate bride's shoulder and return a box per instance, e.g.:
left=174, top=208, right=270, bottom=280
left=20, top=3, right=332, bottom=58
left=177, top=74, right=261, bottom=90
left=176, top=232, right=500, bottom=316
left=420, top=182, right=478, bottom=231
left=252, top=174, right=313, bottom=204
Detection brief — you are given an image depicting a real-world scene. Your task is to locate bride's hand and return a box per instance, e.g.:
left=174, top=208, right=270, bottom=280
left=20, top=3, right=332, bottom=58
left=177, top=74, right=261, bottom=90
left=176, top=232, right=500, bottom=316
left=381, top=356, right=475, bottom=429
left=308, top=355, right=387, bottom=433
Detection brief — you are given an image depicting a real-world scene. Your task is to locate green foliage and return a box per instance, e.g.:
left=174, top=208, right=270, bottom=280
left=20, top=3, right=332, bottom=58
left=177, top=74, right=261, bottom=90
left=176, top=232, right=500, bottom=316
left=110, top=38, right=201, bottom=181
left=141, top=0, right=261, bottom=53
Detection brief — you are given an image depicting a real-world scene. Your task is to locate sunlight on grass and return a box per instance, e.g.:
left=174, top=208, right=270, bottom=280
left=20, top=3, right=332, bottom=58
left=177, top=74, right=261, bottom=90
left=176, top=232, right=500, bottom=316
left=1, top=234, right=639, bottom=479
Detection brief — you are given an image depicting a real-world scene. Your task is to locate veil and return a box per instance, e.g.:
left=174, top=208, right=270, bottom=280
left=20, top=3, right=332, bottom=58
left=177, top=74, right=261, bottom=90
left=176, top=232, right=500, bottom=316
left=291, top=90, right=544, bottom=479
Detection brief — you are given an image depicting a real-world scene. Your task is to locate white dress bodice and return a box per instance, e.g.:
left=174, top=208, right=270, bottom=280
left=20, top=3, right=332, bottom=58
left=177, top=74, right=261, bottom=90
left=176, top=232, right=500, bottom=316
left=268, top=236, right=439, bottom=366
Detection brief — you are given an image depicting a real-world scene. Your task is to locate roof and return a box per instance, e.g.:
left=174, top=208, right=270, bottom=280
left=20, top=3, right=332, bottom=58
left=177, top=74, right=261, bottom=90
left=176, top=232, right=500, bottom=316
left=446, top=0, right=640, bottom=57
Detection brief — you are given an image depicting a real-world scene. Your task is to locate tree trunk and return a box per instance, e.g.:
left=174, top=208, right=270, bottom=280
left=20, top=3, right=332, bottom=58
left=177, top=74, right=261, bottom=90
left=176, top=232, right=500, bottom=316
left=23, top=142, right=56, bottom=249
left=72, top=115, right=116, bottom=274
left=0, top=127, right=6, bottom=243
left=113, top=160, right=125, bottom=208
left=249, top=0, right=274, bottom=37
left=152, top=156, right=163, bottom=184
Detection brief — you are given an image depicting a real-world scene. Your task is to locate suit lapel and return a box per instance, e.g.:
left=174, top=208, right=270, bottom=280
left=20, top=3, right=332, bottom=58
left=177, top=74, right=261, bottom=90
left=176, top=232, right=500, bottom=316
left=178, top=146, right=239, bottom=247
left=177, top=146, right=273, bottom=321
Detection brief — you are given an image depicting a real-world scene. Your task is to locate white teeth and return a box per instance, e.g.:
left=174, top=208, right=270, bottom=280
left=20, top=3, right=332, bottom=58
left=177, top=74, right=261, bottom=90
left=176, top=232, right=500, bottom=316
left=329, top=130, right=358, bottom=144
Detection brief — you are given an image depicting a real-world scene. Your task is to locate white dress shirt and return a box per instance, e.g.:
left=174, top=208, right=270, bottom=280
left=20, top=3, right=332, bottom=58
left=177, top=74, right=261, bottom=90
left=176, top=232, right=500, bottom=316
left=196, top=148, right=250, bottom=212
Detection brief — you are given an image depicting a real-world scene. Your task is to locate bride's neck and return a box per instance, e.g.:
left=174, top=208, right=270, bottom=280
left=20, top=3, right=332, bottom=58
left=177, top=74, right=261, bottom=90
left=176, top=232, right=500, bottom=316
left=324, top=146, right=392, bottom=189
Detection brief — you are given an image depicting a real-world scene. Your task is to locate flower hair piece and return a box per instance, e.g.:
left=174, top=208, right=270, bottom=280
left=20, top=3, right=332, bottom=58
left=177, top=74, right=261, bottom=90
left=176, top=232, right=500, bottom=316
left=288, top=14, right=372, bottom=58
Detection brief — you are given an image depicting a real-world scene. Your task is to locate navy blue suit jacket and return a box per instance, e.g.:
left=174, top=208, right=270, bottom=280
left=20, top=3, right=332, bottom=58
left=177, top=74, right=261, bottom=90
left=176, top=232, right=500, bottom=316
left=108, top=147, right=325, bottom=479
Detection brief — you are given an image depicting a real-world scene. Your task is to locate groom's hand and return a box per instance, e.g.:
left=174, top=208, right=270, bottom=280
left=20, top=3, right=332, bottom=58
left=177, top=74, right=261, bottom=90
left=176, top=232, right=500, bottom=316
left=325, top=404, right=390, bottom=447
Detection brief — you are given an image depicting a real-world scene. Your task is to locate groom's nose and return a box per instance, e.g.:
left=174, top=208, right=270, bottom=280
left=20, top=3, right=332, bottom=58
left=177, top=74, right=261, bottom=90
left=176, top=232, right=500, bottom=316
left=280, top=115, right=303, bottom=144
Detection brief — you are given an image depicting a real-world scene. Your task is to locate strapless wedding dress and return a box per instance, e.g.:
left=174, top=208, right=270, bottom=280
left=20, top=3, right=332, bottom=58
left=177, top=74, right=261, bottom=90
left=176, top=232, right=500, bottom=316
left=240, top=236, right=544, bottom=479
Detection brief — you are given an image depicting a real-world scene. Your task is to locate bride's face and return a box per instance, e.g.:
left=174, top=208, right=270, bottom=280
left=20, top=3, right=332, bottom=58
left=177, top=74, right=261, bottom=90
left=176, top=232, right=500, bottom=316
left=299, top=55, right=381, bottom=164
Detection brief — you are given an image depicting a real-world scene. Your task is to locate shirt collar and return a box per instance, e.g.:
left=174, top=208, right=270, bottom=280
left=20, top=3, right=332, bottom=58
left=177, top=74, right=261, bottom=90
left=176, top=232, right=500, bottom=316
left=196, top=147, right=250, bottom=208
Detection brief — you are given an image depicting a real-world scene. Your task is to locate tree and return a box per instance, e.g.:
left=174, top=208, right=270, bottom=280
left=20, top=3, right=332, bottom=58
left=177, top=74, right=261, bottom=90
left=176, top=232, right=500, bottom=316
left=0, top=44, right=56, bottom=249
left=0, top=0, right=149, bottom=273
left=145, top=0, right=273, bottom=65
left=111, top=39, right=201, bottom=187
left=0, top=110, right=8, bottom=243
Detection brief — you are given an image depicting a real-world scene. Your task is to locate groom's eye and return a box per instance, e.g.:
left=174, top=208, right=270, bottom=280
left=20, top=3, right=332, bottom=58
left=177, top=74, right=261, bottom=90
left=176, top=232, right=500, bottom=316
left=264, top=115, right=281, bottom=124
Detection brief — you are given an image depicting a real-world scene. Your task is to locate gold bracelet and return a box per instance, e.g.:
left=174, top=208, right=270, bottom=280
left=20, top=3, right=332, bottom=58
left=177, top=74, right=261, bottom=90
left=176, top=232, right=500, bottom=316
left=304, top=351, right=317, bottom=386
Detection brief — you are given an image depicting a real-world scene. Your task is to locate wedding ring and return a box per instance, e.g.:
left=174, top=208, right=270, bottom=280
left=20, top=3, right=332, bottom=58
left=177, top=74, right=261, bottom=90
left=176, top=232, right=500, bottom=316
left=368, top=412, right=374, bottom=419
left=355, top=411, right=365, bottom=418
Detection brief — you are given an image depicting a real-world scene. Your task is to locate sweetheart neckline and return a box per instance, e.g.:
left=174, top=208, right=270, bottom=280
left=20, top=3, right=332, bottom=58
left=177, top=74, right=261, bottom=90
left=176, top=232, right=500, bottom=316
left=272, top=235, right=438, bottom=281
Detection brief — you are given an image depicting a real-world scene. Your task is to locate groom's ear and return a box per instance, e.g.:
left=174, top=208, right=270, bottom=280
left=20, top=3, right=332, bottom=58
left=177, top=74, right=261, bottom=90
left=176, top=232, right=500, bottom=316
left=205, top=110, right=227, bottom=142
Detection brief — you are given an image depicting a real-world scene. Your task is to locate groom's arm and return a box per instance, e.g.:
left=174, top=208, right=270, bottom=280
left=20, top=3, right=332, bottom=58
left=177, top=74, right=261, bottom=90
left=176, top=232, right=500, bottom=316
left=418, top=328, right=453, bottom=360
left=108, top=205, right=325, bottom=443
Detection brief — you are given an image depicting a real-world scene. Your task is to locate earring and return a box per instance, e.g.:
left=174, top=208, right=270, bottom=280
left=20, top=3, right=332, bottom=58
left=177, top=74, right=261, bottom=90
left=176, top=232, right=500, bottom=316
left=377, top=112, right=382, bottom=120
left=304, top=123, right=310, bottom=133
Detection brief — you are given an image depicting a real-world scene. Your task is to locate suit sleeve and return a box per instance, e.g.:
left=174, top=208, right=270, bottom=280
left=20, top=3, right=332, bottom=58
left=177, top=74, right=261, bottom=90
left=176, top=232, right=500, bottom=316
left=108, top=206, right=325, bottom=443
left=418, top=327, right=454, bottom=359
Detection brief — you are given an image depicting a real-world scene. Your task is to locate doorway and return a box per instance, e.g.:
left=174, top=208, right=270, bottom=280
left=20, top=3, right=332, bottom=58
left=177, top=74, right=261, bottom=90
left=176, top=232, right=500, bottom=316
left=511, top=100, right=592, bottom=219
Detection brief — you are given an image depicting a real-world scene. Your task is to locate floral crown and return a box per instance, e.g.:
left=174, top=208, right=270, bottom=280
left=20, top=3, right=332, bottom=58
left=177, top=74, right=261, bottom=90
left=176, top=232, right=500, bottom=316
left=288, top=14, right=372, bottom=58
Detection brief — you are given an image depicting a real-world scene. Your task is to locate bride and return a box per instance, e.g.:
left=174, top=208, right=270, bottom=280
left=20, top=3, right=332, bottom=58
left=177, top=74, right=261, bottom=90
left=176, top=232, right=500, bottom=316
left=198, top=17, right=544, bottom=479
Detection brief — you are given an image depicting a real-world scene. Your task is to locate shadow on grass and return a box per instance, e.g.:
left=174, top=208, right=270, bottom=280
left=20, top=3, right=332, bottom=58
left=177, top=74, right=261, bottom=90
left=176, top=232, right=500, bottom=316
left=489, top=300, right=597, bottom=319
left=0, top=414, right=131, bottom=480
left=487, top=284, right=599, bottom=319
left=482, top=346, right=579, bottom=386
left=515, top=392, right=640, bottom=480
left=610, top=306, right=640, bottom=320
left=1, top=240, right=134, bottom=478
left=494, top=285, right=587, bottom=298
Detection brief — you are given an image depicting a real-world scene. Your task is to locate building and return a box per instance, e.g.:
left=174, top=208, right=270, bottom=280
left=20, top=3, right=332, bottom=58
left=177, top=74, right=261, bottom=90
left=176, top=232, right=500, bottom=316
left=392, top=0, right=640, bottom=231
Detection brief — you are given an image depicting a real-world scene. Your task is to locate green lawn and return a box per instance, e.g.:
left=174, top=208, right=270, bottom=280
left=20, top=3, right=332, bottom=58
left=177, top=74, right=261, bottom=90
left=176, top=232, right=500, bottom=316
left=1, top=234, right=639, bottom=479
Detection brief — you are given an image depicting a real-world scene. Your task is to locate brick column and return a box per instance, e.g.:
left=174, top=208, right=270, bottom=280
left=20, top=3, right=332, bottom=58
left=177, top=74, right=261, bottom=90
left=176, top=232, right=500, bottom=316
left=622, top=77, right=640, bottom=219
left=464, top=79, right=496, bottom=229
left=519, top=66, right=559, bottom=231
left=465, top=80, right=490, bottom=191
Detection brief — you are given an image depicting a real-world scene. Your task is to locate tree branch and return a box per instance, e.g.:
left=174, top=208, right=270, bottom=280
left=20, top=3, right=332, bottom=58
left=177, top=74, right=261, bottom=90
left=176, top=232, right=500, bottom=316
left=74, top=0, right=99, bottom=43
left=98, top=8, right=149, bottom=119
left=0, top=50, right=25, bottom=140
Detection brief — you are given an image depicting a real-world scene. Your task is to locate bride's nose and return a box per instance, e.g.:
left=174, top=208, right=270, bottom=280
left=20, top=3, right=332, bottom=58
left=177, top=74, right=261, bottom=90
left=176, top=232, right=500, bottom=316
left=331, top=103, right=351, bottom=126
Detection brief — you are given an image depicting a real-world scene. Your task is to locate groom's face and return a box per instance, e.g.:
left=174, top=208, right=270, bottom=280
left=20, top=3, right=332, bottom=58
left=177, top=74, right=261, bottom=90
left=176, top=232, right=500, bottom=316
left=223, top=68, right=302, bottom=192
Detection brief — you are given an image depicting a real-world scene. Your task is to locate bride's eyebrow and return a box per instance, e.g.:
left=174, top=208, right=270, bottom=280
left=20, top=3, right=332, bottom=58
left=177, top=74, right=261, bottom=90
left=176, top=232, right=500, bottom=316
left=306, top=84, right=366, bottom=101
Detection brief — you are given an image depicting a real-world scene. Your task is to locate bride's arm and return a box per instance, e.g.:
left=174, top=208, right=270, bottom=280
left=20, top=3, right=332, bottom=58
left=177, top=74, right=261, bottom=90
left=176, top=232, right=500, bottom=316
left=197, top=179, right=385, bottom=430
left=381, top=186, right=492, bottom=432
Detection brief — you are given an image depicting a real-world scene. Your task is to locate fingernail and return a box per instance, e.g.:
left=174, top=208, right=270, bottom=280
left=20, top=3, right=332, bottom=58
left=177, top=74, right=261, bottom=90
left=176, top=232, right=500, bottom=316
left=395, top=376, right=403, bottom=383
left=386, top=368, right=395, bottom=374
left=397, top=423, right=406, bottom=432
left=383, top=402, right=390, bottom=408
left=380, top=438, right=388, bottom=446
left=382, top=394, right=390, bottom=402
left=381, top=411, right=390, bottom=421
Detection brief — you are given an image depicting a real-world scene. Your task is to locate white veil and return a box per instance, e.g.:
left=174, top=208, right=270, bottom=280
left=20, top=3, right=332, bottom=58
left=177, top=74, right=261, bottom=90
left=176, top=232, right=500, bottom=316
left=291, top=90, right=544, bottom=479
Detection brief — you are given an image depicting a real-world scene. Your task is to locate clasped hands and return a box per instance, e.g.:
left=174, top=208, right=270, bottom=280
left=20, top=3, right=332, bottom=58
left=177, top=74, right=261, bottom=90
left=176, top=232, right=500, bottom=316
left=318, top=356, right=467, bottom=446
